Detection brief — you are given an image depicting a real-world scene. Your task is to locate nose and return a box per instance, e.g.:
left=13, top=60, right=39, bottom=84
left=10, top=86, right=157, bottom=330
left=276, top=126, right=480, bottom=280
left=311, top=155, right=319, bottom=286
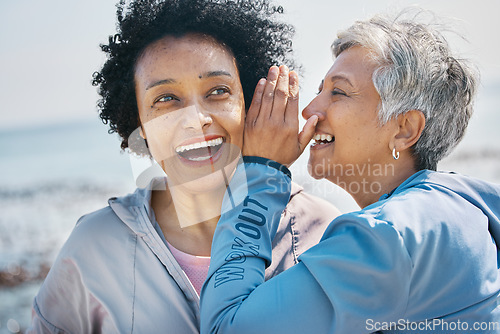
left=302, top=94, right=327, bottom=122
left=182, top=104, right=213, bottom=130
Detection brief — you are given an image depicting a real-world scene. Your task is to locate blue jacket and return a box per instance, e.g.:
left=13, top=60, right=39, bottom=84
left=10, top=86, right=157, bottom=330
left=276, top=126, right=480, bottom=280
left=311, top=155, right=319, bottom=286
left=200, top=157, right=500, bottom=333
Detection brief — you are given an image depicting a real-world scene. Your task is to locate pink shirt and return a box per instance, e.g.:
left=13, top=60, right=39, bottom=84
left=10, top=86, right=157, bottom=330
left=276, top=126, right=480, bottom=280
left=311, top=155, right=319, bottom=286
left=166, top=241, right=211, bottom=296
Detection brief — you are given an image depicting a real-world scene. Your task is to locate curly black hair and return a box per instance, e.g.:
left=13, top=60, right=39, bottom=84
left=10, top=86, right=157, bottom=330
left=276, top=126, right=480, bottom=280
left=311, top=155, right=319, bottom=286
left=92, top=0, right=296, bottom=150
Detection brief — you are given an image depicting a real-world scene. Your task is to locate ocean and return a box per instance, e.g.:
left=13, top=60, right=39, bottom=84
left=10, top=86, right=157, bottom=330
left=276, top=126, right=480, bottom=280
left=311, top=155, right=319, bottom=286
left=0, top=120, right=135, bottom=332
left=0, top=90, right=499, bottom=332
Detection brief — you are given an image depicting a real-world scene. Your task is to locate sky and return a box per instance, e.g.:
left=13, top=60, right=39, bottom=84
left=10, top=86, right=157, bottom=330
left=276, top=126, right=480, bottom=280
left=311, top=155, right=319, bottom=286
left=0, top=0, right=499, bottom=131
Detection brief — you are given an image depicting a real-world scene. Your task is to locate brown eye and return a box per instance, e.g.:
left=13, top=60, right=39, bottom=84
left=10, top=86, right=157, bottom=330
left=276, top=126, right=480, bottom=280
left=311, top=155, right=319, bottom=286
left=331, top=88, right=347, bottom=96
left=154, top=95, right=177, bottom=103
left=207, top=87, right=230, bottom=97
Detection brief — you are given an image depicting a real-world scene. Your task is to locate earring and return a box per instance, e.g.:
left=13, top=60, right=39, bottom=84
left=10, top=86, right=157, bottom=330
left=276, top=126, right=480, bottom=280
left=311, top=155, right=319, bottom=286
left=392, top=147, right=400, bottom=160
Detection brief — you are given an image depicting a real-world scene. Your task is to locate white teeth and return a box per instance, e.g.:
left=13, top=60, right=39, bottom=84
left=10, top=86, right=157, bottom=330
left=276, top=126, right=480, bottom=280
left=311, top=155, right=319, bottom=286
left=313, top=133, right=333, bottom=143
left=188, top=156, right=212, bottom=162
left=175, top=137, right=223, bottom=153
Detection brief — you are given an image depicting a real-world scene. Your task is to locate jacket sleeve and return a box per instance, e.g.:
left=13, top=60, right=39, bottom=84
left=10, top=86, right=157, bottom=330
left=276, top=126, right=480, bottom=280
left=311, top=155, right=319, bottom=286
left=27, top=210, right=121, bottom=334
left=200, top=158, right=412, bottom=334
left=27, top=252, right=112, bottom=334
left=29, top=302, right=63, bottom=334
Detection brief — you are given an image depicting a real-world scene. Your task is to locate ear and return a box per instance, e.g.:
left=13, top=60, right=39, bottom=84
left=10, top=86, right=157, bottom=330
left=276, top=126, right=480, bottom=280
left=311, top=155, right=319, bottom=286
left=391, top=109, right=425, bottom=151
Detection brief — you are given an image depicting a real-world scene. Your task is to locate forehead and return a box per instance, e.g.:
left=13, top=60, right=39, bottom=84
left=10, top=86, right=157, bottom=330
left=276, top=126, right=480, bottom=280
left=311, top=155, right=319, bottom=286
left=135, top=34, right=238, bottom=77
left=326, top=46, right=377, bottom=83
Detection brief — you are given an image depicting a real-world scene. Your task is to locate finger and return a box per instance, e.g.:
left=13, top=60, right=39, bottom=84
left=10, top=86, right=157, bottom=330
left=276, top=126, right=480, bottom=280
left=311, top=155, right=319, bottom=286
left=285, top=70, right=299, bottom=127
left=259, top=66, right=279, bottom=121
left=270, top=65, right=289, bottom=122
left=246, top=78, right=266, bottom=127
left=298, top=115, right=319, bottom=154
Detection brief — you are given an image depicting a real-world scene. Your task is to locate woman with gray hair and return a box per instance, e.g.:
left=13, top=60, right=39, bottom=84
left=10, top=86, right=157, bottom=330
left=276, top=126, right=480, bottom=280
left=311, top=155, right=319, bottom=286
left=199, top=11, right=500, bottom=333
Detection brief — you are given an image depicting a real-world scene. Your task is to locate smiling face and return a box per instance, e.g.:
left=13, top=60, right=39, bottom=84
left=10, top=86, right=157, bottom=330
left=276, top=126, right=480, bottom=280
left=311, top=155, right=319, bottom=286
left=302, top=46, right=396, bottom=188
left=134, top=34, right=245, bottom=190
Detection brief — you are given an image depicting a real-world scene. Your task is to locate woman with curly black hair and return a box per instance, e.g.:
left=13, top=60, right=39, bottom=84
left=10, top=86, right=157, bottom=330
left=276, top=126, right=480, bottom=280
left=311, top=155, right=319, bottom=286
left=28, top=0, right=340, bottom=332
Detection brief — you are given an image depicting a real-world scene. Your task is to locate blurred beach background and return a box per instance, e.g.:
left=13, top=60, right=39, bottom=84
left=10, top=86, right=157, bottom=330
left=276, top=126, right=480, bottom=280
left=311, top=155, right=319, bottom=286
left=1, top=0, right=499, bottom=332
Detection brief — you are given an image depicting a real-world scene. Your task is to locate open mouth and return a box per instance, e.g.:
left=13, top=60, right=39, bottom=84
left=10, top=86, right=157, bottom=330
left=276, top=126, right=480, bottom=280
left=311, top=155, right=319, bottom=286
left=311, top=133, right=335, bottom=148
left=175, top=137, right=224, bottom=163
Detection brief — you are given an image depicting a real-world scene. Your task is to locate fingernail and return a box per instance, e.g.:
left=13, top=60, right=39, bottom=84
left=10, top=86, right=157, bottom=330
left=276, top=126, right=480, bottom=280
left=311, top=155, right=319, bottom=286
left=312, top=115, right=319, bottom=126
left=269, top=66, right=279, bottom=78
left=289, top=71, right=298, bottom=85
left=258, top=78, right=266, bottom=85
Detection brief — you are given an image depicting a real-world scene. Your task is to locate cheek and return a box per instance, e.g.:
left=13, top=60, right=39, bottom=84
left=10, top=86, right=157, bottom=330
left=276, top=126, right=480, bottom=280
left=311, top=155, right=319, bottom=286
left=214, top=105, right=245, bottom=138
left=224, top=114, right=244, bottom=146
left=326, top=104, right=373, bottom=142
left=142, top=114, right=177, bottom=161
left=147, top=135, right=172, bottom=163
left=325, top=107, right=349, bottom=139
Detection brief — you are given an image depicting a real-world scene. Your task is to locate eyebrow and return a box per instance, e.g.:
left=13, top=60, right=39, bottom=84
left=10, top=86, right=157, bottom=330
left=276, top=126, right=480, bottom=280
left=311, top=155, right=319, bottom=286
left=201, top=70, right=232, bottom=79
left=330, top=75, right=354, bottom=87
left=146, top=78, right=176, bottom=91
left=145, top=71, right=232, bottom=91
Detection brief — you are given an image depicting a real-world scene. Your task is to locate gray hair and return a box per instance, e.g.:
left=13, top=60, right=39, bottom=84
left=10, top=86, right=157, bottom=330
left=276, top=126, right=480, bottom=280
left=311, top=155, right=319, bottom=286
left=332, top=10, right=479, bottom=170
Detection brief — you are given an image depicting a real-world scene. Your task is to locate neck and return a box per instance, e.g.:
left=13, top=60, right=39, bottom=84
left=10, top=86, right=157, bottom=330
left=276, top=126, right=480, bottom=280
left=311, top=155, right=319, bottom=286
left=330, top=158, right=417, bottom=209
left=151, top=182, right=225, bottom=256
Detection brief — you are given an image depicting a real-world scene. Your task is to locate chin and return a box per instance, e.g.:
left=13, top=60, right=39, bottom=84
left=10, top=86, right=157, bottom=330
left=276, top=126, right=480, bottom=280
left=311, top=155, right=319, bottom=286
left=307, top=157, right=328, bottom=180
left=307, top=154, right=331, bottom=180
left=170, top=149, right=241, bottom=194
left=177, top=171, right=229, bottom=194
